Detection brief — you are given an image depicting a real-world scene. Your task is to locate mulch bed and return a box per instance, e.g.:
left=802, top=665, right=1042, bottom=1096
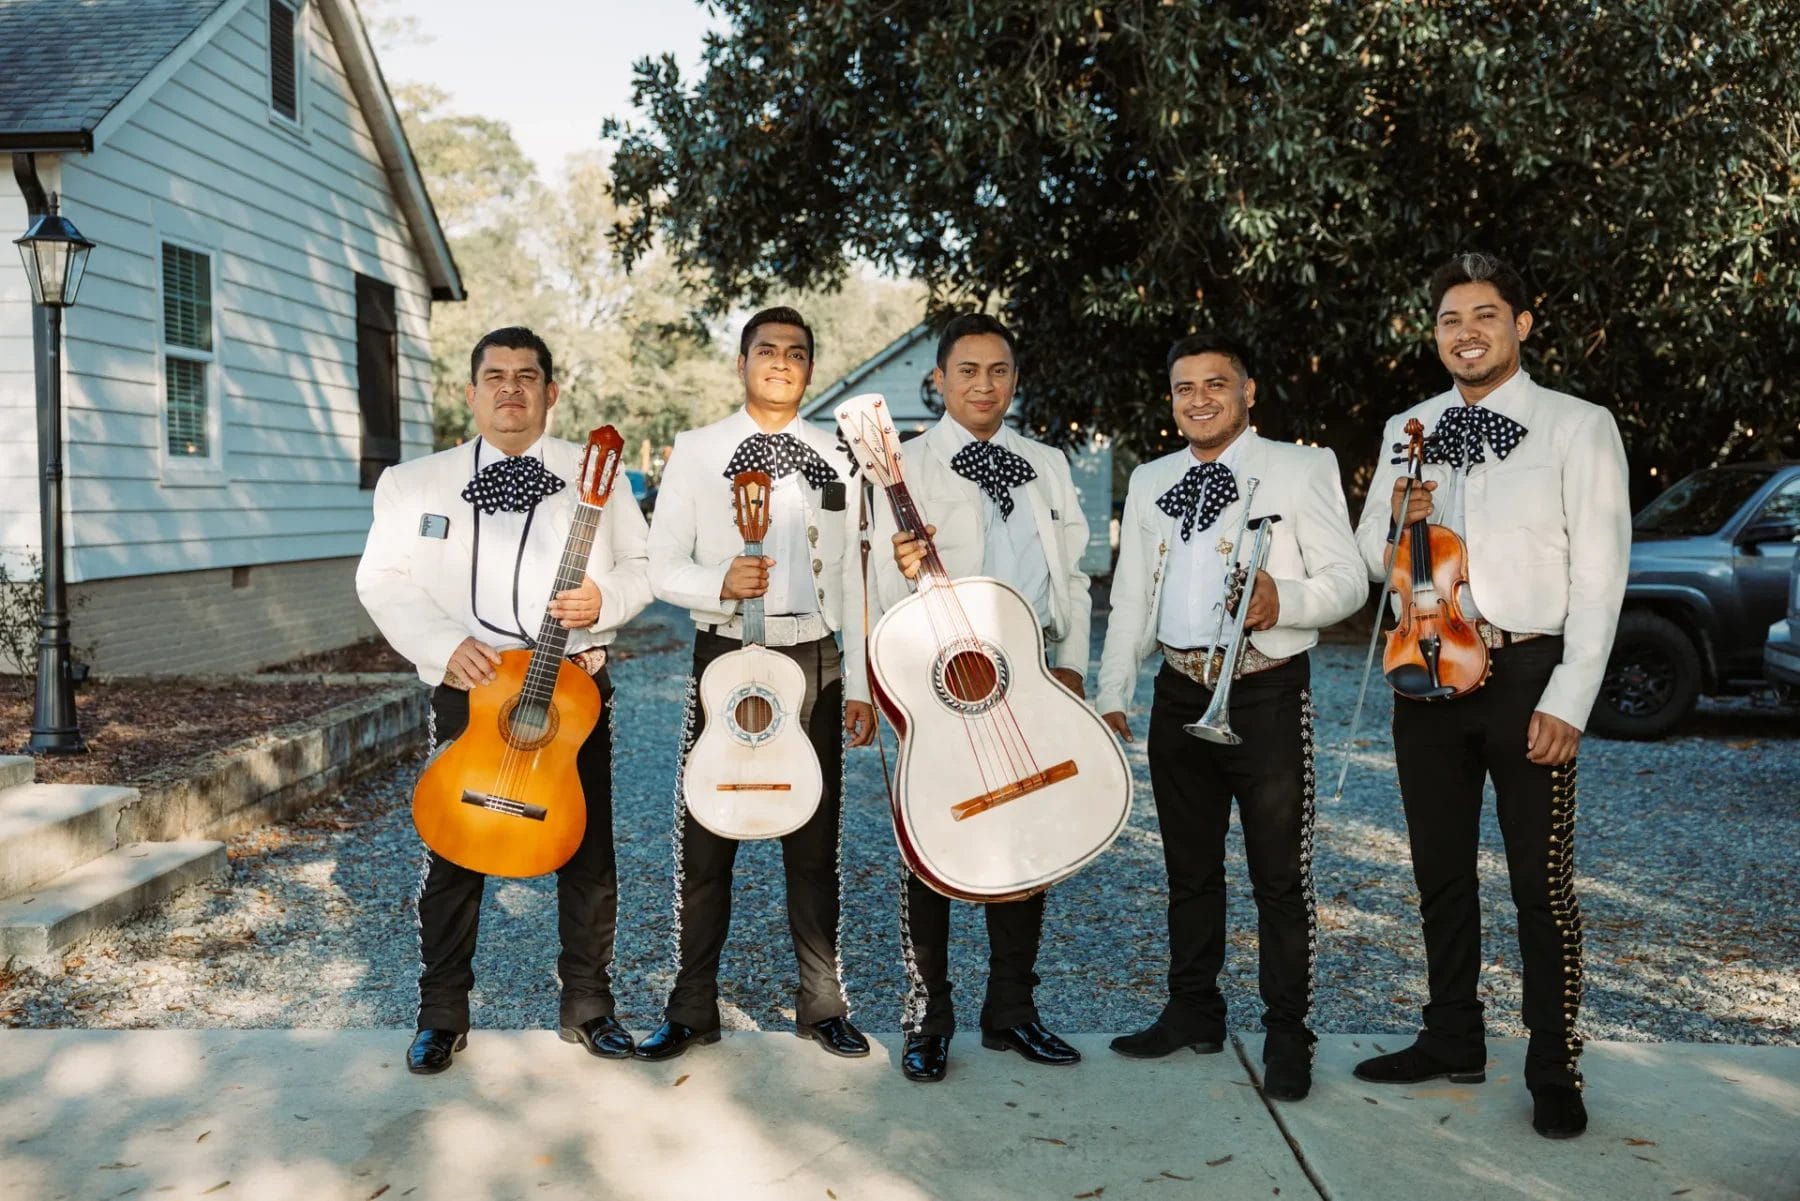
left=2, top=638, right=410, bottom=787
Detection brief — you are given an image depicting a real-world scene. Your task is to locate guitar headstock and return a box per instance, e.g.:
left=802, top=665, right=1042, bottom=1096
left=833, top=393, right=904, bottom=490
left=731, top=471, right=773, bottom=543
left=577, top=425, right=626, bottom=506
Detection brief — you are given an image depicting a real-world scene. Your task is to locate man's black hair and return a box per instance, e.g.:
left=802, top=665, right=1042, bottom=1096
left=739, top=306, right=815, bottom=360
left=1428, top=251, right=1532, bottom=318
left=1166, top=331, right=1254, bottom=381
left=935, top=312, right=1019, bottom=370
left=470, top=326, right=553, bottom=383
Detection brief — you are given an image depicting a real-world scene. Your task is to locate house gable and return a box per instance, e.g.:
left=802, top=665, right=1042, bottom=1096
left=0, top=0, right=452, bottom=582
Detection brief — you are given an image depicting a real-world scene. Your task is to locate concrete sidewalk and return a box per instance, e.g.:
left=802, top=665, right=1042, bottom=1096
left=2, top=1032, right=1794, bottom=1201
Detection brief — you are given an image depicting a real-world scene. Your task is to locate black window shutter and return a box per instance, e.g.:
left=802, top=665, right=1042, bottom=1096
left=356, top=274, right=400, bottom=489
left=269, top=0, right=298, bottom=121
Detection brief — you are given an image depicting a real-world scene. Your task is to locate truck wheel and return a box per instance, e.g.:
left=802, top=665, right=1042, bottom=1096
left=1589, top=610, right=1703, bottom=740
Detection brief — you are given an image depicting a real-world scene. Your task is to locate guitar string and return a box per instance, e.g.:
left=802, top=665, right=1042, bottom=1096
left=493, top=503, right=600, bottom=803
left=886, top=463, right=1042, bottom=795
left=870, top=424, right=1033, bottom=797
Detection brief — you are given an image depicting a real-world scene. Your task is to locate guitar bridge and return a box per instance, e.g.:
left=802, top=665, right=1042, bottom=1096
left=950, top=760, right=1080, bottom=821
left=460, top=790, right=547, bottom=821
left=714, top=783, right=794, bottom=792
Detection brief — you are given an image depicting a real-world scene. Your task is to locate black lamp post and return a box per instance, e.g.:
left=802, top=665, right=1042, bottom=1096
left=14, top=179, right=95, bottom=754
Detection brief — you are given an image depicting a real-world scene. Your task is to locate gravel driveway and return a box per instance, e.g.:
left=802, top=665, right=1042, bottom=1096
left=5, top=599, right=1795, bottom=1047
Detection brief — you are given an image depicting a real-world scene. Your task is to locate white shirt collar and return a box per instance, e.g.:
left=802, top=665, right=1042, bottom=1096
left=731, top=405, right=801, bottom=439
left=1457, top=368, right=1532, bottom=417
left=1187, top=427, right=1251, bottom=476
left=476, top=433, right=548, bottom=469
left=939, top=415, right=1017, bottom=452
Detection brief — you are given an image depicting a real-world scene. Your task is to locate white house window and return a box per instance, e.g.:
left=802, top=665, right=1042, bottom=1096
left=162, top=243, right=214, bottom=458
left=269, top=0, right=303, bottom=124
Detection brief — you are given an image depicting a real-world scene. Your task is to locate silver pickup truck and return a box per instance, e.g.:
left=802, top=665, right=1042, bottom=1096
left=1590, top=461, right=1800, bottom=739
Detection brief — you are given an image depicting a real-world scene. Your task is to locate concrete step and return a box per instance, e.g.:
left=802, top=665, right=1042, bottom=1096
left=0, top=781, right=140, bottom=895
left=0, top=840, right=227, bottom=958
left=0, top=755, right=32, bottom=790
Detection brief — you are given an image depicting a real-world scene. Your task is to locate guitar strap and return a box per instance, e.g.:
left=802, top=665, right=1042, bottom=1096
left=858, top=477, right=896, bottom=805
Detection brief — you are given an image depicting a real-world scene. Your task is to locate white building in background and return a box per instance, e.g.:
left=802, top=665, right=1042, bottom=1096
left=0, top=0, right=462, bottom=674
left=801, top=322, right=1115, bottom=577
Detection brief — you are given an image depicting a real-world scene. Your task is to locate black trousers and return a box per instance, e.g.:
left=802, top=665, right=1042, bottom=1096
left=1145, top=656, right=1316, bottom=1046
left=1392, top=636, right=1584, bottom=1088
left=901, top=871, right=1045, bottom=1037
left=415, top=671, right=618, bottom=1033
left=665, top=631, right=847, bottom=1030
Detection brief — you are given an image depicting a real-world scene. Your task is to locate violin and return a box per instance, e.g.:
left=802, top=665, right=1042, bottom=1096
left=1382, top=418, right=1490, bottom=700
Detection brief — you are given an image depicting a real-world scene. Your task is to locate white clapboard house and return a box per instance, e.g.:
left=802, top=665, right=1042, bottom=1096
left=801, top=322, right=1115, bottom=577
left=0, top=0, right=461, bottom=674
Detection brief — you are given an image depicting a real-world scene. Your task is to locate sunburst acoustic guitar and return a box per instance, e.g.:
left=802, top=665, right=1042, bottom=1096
left=411, top=426, right=626, bottom=878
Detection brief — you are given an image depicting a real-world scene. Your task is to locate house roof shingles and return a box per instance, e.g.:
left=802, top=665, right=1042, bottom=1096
left=0, top=0, right=228, bottom=150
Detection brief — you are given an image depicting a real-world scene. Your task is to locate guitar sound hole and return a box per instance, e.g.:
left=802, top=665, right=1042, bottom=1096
left=734, top=694, right=774, bottom=734
left=943, top=650, right=1000, bottom=704
left=500, top=697, right=560, bottom=751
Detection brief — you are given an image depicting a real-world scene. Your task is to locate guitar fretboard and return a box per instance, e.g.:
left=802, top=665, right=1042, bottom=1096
left=741, top=538, right=765, bottom=647
left=882, top=481, right=953, bottom=592
left=517, top=501, right=604, bottom=710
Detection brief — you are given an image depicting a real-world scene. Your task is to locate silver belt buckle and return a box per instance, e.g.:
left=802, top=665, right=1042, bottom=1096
left=762, top=615, right=798, bottom=647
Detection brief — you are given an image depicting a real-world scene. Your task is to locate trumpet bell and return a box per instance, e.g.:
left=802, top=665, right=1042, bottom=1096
left=1182, top=716, right=1242, bottom=745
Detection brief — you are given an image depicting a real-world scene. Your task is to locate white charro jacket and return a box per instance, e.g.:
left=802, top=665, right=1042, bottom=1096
left=647, top=406, right=869, bottom=703
left=355, top=436, right=653, bottom=687
left=1095, top=432, right=1365, bottom=717
left=1352, top=371, right=1631, bottom=729
left=864, top=416, right=1093, bottom=680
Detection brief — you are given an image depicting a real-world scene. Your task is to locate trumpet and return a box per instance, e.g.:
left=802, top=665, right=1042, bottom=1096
left=1201, top=476, right=1261, bottom=689
left=1186, top=498, right=1281, bottom=745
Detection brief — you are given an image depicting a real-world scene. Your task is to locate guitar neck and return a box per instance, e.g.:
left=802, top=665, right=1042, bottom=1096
left=882, top=480, right=952, bottom=591
left=741, top=538, right=765, bottom=645
left=524, top=501, right=603, bottom=696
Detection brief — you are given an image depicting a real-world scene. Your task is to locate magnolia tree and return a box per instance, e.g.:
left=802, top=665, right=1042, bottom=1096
left=607, top=1, right=1799, bottom=494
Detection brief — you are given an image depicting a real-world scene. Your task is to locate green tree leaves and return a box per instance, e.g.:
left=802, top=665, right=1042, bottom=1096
left=606, top=1, right=1800, bottom=492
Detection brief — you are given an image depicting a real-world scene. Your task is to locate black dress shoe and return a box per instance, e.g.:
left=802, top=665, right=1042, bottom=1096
left=633, top=1020, right=721, bottom=1061
left=1262, top=1054, right=1312, bottom=1102
left=407, top=1028, right=466, bottom=1075
left=1353, top=1042, right=1486, bottom=1084
left=796, top=1015, right=870, bottom=1058
left=1530, top=1084, right=1589, bottom=1139
left=559, top=1015, right=635, bottom=1060
left=981, top=1021, right=1081, bottom=1066
left=1109, top=1021, right=1225, bottom=1059
left=901, top=1034, right=950, bottom=1083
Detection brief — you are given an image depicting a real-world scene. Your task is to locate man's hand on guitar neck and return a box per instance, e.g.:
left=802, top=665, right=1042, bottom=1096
left=549, top=575, right=604, bottom=629
left=721, top=555, right=774, bottom=600
left=892, top=527, right=935, bottom=581
left=445, top=637, right=502, bottom=690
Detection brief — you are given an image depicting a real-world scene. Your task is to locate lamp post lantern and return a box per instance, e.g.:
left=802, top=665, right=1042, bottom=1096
left=14, top=179, right=95, bottom=754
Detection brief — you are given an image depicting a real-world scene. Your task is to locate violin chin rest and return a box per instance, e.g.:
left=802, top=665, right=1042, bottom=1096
left=1386, top=665, right=1458, bottom=701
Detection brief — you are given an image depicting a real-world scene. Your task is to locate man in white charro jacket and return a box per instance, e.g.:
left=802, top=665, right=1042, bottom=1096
left=1096, top=331, right=1364, bottom=1104
left=357, top=326, right=653, bottom=1074
left=879, top=313, right=1093, bottom=1083
left=637, top=306, right=879, bottom=1063
left=1349, top=252, right=1630, bottom=1141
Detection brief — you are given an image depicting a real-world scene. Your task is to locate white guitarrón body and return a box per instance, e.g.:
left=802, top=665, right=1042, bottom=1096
left=836, top=391, right=1132, bottom=902
left=869, top=576, right=1131, bottom=899
left=684, top=644, right=823, bottom=839
left=680, top=472, right=824, bottom=840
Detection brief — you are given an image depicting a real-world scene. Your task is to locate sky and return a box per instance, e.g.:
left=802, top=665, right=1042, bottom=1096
left=371, top=0, right=722, bottom=176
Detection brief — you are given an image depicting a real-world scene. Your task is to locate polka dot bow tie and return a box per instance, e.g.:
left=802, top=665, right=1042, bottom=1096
left=1157, top=461, right=1239, bottom=542
left=1417, top=404, right=1529, bottom=471
left=950, top=440, right=1038, bottom=520
left=460, top=453, right=565, bottom=515
left=723, top=432, right=841, bottom=489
